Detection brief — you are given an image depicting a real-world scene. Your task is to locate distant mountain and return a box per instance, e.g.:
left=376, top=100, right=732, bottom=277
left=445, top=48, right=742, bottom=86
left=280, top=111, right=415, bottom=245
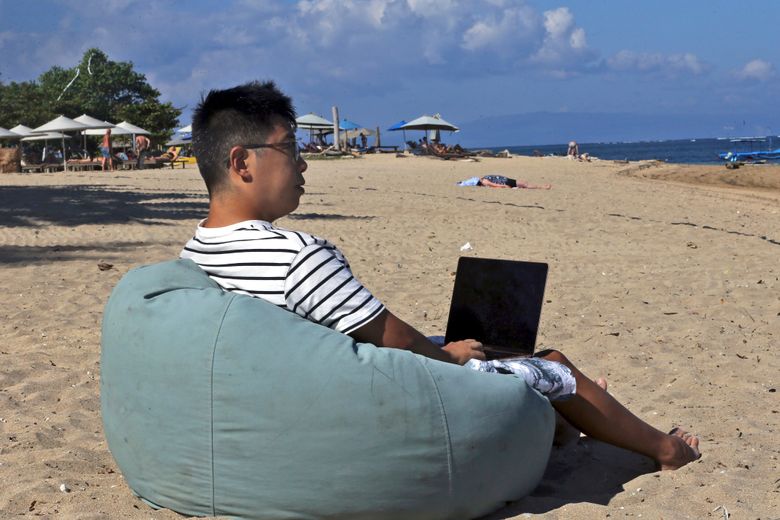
left=457, top=112, right=780, bottom=148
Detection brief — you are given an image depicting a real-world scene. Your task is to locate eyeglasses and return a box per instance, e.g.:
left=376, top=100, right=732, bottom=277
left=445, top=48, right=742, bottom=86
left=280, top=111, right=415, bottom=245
left=239, top=140, right=301, bottom=162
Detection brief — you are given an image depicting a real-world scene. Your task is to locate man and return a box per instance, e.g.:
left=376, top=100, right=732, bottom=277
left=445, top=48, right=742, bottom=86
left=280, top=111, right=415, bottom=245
left=100, top=129, right=113, bottom=171
left=180, top=81, right=474, bottom=364
left=180, top=80, right=700, bottom=470
left=135, top=134, right=150, bottom=169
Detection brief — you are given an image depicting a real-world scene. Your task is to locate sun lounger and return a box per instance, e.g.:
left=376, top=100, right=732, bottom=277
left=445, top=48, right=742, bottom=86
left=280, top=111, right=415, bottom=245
left=67, top=159, right=102, bottom=171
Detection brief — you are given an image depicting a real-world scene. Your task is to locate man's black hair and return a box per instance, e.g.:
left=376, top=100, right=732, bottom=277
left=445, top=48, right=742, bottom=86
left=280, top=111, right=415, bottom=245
left=192, top=80, right=296, bottom=194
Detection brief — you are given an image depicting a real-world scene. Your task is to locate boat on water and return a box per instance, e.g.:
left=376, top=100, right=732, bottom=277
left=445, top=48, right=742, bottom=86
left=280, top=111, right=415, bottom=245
left=718, top=137, right=780, bottom=163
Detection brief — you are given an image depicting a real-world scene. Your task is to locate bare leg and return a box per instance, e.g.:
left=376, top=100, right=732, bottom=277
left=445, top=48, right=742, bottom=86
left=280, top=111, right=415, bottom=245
left=553, top=377, right=608, bottom=446
left=538, top=349, right=700, bottom=470
left=515, top=181, right=552, bottom=190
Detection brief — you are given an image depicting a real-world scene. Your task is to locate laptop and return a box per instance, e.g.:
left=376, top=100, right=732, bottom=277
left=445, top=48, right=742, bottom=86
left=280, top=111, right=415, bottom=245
left=444, top=257, right=548, bottom=360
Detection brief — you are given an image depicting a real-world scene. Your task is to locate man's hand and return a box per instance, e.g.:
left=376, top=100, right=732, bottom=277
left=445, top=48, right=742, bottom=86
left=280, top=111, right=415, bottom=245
left=443, top=339, right=486, bottom=364
left=351, top=310, right=484, bottom=365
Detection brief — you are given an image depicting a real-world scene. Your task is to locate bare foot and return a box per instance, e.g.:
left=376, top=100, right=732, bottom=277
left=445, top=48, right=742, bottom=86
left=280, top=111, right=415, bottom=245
left=596, top=377, right=608, bottom=392
left=658, top=427, right=701, bottom=470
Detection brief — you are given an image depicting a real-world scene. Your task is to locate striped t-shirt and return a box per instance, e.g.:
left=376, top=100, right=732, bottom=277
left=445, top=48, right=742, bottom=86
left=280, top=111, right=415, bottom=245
left=180, top=220, right=385, bottom=334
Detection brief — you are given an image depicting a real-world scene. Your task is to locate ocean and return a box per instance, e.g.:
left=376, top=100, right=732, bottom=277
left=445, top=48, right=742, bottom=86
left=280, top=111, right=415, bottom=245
left=486, top=137, right=780, bottom=165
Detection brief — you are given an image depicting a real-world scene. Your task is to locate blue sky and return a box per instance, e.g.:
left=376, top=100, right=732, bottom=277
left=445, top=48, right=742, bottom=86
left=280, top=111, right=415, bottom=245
left=1, top=0, right=778, bottom=146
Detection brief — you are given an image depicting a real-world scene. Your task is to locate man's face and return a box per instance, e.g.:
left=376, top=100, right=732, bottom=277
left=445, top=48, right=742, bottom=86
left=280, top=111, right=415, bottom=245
left=244, top=119, right=307, bottom=222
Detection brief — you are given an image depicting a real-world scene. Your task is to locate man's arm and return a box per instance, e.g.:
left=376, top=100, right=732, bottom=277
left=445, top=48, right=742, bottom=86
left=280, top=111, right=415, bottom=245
left=350, top=309, right=485, bottom=365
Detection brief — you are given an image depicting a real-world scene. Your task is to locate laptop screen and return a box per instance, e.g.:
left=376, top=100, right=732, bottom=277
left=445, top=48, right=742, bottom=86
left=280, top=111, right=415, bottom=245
left=444, top=257, right=548, bottom=358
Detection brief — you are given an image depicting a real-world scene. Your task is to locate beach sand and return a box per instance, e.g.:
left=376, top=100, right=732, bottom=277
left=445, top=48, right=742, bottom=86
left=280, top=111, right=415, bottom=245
left=1, top=155, right=778, bottom=518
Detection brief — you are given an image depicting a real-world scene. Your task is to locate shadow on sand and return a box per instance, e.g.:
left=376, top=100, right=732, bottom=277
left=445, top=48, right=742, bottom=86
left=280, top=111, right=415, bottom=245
left=288, top=212, right=375, bottom=221
left=481, top=438, right=658, bottom=518
left=0, top=185, right=207, bottom=228
left=0, top=241, right=172, bottom=265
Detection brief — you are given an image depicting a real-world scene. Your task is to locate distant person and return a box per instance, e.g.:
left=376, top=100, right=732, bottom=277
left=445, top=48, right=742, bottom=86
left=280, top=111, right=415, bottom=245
left=360, top=133, right=367, bottom=149
left=567, top=140, right=579, bottom=159
left=135, top=134, right=151, bottom=169
left=432, top=142, right=448, bottom=155
left=178, top=81, right=700, bottom=470
left=465, top=175, right=551, bottom=189
left=100, top=129, right=114, bottom=171
left=160, top=146, right=180, bottom=161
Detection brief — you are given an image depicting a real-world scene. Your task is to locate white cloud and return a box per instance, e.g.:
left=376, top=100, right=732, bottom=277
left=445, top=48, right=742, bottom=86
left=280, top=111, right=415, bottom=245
left=542, top=7, right=573, bottom=39
left=297, top=0, right=394, bottom=38
left=407, top=0, right=457, bottom=17
left=667, top=53, right=706, bottom=74
left=569, top=27, right=586, bottom=50
left=607, top=50, right=707, bottom=76
left=530, top=7, right=593, bottom=67
left=461, top=6, right=538, bottom=52
left=289, top=0, right=593, bottom=74
left=735, top=59, right=774, bottom=81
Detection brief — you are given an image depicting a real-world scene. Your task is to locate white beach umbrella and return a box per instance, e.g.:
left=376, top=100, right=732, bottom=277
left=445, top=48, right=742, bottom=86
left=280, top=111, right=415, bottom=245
left=178, top=124, right=192, bottom=133
left=21, top=132, right=72, bottom=141
left=400, top=114, right=459, bottom=144
left=116, top=121, right=150, bottom=135
left=400, top=114, right=459, bottom=132
left=82, top=124, right=131, bottom=136
left=295, top=113, right=334, bottom=144
left=10, top=124, right=35, bottom=137
left=166, top=135, right=191, bottom=146
left=31, top=115, right=89, bottom=170
left=31, top=115, right=89, bottom=134
left=74, top=115, right=116, bottom=153
left=116, top=121, right=151, bottom=152
left=0, top=127, right=22, bottom=139
left=295, top=113, right=333, bottom=130
left=8, top=126, right=34, bottom=158
left=82, top=124, right=133, bottom=153
left=74, top=114, right=114, bottom=129
left=21, top=132, right=72, bottom=165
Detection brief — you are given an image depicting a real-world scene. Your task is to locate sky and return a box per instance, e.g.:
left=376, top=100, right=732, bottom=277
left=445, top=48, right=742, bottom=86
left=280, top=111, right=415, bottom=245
left=1, top=0, right=779, bottom=146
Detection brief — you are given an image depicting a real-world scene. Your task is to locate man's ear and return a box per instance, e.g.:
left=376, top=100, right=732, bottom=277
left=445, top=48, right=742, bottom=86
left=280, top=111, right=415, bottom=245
left=228, top=146, right=252, bottom=181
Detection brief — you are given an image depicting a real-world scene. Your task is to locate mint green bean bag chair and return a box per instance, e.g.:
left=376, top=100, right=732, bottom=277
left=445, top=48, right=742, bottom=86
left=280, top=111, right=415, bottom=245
left=101, top=259, right=554, bottom=519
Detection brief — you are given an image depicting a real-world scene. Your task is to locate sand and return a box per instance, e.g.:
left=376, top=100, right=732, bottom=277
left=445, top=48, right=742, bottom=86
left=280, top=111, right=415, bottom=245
left=0, top=155, right=778, bottom=519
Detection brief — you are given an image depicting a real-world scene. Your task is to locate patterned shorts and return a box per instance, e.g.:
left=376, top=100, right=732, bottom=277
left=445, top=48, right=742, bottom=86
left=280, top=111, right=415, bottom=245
left=465, top=357, right=576, bottom=401
left=428, top=336, right=576, bottom=401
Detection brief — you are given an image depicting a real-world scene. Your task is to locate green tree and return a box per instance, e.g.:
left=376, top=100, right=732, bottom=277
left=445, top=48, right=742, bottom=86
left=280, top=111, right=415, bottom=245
left=0, top=48, right=181, bottom=143
left=0, top=80, right=50, bottom=129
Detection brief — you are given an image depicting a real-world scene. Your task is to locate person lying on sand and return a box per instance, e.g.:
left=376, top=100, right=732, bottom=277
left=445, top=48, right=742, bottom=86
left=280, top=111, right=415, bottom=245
left=180, top=80, right=701, bottom=471
left=458, top=175, right=552, bottom=189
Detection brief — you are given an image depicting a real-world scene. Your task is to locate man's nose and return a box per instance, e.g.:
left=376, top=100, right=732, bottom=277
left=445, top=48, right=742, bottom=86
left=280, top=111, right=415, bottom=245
left=299, top=157, right=307, bottom=173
